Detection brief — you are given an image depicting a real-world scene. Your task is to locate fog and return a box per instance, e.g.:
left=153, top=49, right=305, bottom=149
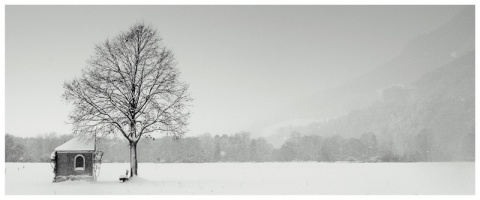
left=5, top=5, right=476, bottom=161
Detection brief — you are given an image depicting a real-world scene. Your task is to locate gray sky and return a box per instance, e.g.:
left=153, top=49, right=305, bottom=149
left=6, top=5, right=464, bottom=138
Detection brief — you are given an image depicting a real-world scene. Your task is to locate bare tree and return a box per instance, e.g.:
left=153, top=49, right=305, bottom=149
left=63, top=23, right=191, bottom=177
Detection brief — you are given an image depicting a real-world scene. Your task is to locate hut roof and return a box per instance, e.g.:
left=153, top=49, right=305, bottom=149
left=55, top=137, right=95, bottom=151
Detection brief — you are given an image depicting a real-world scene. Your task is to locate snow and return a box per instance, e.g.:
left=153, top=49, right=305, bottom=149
left=54, top=137, right=95, bottom=151
left=5, top=162, right=474, bottom=195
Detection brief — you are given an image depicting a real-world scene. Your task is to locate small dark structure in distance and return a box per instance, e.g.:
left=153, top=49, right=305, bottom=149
left=51, top=137, right=103, bottom=182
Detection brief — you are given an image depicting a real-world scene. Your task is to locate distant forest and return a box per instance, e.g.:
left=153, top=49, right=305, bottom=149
left=5, top=129, right=473, bottom=163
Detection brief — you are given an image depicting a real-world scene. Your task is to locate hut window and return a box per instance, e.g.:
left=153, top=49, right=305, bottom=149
left=74, top=155, right=85, bottom=171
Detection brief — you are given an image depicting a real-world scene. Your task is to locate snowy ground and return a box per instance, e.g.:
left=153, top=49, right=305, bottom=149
left=5, top=162, right=474, bottom=195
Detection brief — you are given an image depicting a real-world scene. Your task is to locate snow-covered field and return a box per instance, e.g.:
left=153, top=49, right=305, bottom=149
left=5, top=162, right=474, bottom=195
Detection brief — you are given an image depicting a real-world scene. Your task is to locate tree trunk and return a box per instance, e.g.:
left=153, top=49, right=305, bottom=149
left=129, top=142, right=138, bottom=177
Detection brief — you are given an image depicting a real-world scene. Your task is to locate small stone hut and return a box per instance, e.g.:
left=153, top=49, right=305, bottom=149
left=51, top=137, right=101, bottom=182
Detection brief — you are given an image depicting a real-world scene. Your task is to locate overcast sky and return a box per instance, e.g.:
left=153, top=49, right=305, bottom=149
left=6, top=5, right=464, bottom=138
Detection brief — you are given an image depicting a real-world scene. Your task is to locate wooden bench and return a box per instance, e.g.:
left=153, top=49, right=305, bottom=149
left=119, top=175, right=129, bottom=182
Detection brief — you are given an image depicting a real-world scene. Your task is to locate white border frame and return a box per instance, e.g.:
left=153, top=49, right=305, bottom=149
left=1, top=0, right=478, bottom=199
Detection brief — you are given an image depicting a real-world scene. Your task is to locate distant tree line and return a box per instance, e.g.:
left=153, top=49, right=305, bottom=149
left=5, top=133, right=72, bottom=162
left=8, top=130, right=470, bottom=163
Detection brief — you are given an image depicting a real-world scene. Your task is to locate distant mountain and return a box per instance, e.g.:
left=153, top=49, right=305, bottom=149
left=263, top=7, right=474, bottom=138
left=268, top=50, right=475, bottom=161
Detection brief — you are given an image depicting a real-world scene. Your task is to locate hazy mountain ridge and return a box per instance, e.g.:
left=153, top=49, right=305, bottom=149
left=266, top=7, right=474, bottom=130
left=267, top=50, right=474, bottom=161
left=321, top=50, right=474, bottom=137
